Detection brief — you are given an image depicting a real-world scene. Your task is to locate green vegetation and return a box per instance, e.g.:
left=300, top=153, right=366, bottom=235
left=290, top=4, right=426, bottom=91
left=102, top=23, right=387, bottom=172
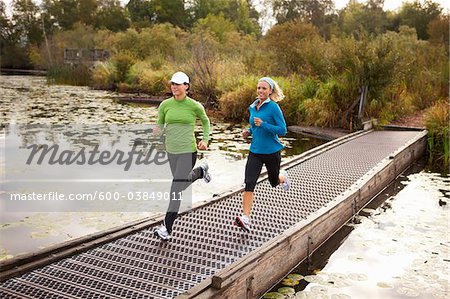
left=1, top=0, right=448, bottom=158
left=424, top=101, right=449, bottom=172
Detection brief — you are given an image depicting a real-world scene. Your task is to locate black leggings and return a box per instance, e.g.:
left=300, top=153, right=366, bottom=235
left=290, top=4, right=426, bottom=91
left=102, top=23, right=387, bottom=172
left=165, top=152, right=203, bottom=233
left=244, top=151, right=281, bottom=192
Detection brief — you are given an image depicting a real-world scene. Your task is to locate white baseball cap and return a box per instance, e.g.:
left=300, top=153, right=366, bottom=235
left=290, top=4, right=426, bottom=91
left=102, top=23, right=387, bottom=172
left=170, top=71, right=189, bottom=84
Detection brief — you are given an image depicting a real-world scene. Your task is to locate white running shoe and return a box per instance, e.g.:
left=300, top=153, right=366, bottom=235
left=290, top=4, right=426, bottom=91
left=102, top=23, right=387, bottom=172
left=200, top=162, right=211, bottom=183
left=281, top=169, right=290, bottom=191
left=234, top=215, right=251, bottom=233
left=154, top=225, right=171, bottom=241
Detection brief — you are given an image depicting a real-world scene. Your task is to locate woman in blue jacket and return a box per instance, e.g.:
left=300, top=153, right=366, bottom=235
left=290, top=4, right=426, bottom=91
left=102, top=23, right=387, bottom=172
left=234, top=77, right=290, bottom=233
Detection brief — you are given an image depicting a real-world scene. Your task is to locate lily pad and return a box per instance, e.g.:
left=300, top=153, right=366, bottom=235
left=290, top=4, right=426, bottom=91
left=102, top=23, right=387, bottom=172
left=278, top=287, right=295, bottom=295
left=287, top=273, right=304, bottom=281
left=293, top=291, right=309, bottom=299
left=396, top=287, right=420, bottom=297
left=361, top=208, right=376, bottom=214
left=310, top=286, right=328, bottom=294
left=263, top=292, right=285, bottom=299
left=304, top=275, right=325, bottom=284
left=0, top=253, right=13, bottom=261
left=377, top=282, right=393, bottom=288
left=348, top=273, right=368, bottom=281
left=282, top=278, right=299, bottom=286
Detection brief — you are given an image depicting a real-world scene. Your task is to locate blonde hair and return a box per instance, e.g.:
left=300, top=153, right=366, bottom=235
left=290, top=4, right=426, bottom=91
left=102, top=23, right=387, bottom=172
left=259, top=77, right=285, bottom=102
left=270, top=80, right=285, bottom=102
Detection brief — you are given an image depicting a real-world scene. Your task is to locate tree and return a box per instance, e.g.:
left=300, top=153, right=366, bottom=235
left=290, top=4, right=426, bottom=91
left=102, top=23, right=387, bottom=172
left=2, top=0, right=42, bottom=68
left=194, top=14, right=237, bottom=43
left=95, top=0, right=129, bottom=32
left=11, top=0, right=42, bottom=45
left=150, top=0, right=190, bottom=29
left=189, top=0, right=260, bottom=35
left=126, top=0, right=154, bottom=24
left=262, top=20, right=325, bottom=75
left=0, top=2, right=12, bottom=42
left=338, top=0, right=388, bottom=37
left=42, top=0, right=96, bottom=30
left=272, top=0, right=334, bottom=27
left=1, top=2, right=15, bottom=67
left=427, top=15, right=449, bottom=54
left=397, top=0, right=442, bottom=40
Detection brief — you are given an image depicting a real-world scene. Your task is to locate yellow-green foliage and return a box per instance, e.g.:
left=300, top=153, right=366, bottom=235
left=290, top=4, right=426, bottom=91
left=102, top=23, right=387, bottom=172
left=424, top=100, right=449, bottom=167
left=117, top=83, right=134, bottom=93
left=277, top=75, right=317, bottom=124
left=138, top=68, right=173, bottom=96
left=91, top=62, right=117, bottom=89
left=216, top=60, right=251, bottom=92
left=111, top=25, right=188, bottom=61
left=218, top=78, right=257, bottom=121
left=425, top=101, right=449, bottom=137
left=111, top=50, right=136, bottom=83
left=194, top=14, right=237, bottom=43
left=303, top=81, right=341, bottom=127
left=261, top=20, right=325, bottom=76
left=28, top=45, right=45, bottom=69
left=111, top=60, right=173, bottom=94
left=30, top=16, right=447, bottom=132
left=47, top=64, right=91, bottom=86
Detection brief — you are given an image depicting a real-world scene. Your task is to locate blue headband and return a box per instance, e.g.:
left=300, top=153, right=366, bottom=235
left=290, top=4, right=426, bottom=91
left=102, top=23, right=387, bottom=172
left=259, top=77, right=275, bottom=90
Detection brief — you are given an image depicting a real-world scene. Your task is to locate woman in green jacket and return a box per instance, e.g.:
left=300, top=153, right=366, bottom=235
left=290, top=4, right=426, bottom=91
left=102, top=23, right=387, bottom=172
left=154, top=71, right=211, bottom=241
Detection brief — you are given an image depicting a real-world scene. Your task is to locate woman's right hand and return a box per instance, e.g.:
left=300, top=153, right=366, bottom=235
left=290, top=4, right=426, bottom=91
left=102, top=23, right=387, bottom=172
left=242, top=129, right=250, bottom=139
left=152, top=125, right=162, bottom=136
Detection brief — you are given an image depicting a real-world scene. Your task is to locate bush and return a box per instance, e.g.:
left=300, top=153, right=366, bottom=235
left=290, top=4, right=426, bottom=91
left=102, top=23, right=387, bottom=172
left=138, top=68, right=172, bottom=95
left=276, top=75, right=316, bottom=125
left=111, top=50, right=136, bottom=83
left=218, top=77, right=257, bottom=121
left=90, top=62, right=117, bottom=89
left=47, top=64, right=91, bottom=86
left=262, top=20, right=325, bottom=76
left=424, top=100, right=449, bottom=170
left=189, top=32, right=221, bottom=107
left=303, top=80, right=340, bottom=127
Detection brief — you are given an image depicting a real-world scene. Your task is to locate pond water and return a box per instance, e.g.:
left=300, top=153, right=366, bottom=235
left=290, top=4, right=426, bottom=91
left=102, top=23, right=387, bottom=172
left=264, top=160, right=449, bottom=299
left=0, top=75, right=325, bottom=258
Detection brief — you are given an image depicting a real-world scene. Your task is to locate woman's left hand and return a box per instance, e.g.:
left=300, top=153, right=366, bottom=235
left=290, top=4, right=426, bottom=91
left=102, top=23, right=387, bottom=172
left=254, top=117, right=263, bottom=126
left=198, top=140, right=208, bottom=150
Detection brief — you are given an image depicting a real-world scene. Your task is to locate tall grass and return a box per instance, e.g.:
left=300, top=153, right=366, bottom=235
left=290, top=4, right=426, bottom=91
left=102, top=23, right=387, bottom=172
left=424, top=100, right=449, bottom=173
left=47, top=64, right=91, bottom=86
left=218, top=77, right=257, bottom=121
left=91, top=62, right=117, bottom=89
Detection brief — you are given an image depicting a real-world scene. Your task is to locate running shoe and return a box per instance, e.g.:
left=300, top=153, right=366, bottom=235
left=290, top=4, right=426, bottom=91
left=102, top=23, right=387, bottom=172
left=154, top=225, right=171, bottom=241
left=281, top=169, right=290, bottom=191
left=234, top=215, right=251, bottom=232
left=200, top=162, right=211, bottom=183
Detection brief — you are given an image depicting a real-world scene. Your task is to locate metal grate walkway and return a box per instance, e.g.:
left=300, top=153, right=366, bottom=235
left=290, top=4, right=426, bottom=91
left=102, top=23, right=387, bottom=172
left=0, top=130, right=423, bottom=298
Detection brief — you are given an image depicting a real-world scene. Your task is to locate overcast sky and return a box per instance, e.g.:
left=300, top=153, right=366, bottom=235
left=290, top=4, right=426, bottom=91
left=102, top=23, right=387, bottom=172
left=3, top=0, right=449, bottom=17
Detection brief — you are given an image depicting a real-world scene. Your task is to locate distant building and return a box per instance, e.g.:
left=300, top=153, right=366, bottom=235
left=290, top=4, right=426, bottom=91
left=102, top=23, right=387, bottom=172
left=64, top=49, right=110, bottom=64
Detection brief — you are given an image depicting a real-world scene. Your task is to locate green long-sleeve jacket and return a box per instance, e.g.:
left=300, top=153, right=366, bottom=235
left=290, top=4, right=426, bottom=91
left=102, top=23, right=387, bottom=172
left=157, top=96, right=210, bottom=154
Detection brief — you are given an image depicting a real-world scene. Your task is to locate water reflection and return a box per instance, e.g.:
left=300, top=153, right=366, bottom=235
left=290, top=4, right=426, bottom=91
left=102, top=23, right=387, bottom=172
left=0, top=75, right=325, bottom=258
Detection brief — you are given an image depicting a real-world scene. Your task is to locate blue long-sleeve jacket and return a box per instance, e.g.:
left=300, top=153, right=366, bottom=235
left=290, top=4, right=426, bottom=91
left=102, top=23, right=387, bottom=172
left=248, top=98, right=287, bottom=154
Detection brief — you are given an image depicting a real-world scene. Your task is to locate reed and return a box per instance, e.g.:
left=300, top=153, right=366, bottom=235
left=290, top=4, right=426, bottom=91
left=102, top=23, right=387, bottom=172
left=424, top=100, right=449, bottom=173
